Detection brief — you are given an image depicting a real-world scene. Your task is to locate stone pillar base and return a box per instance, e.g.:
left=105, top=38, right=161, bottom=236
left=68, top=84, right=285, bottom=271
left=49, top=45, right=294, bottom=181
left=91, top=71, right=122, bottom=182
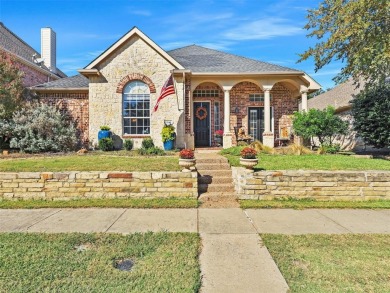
left=223, top=133, right=233, bottom=148
left=184, top=133, right=195, bottom=149
left=262, top=132, right=274, bottom=148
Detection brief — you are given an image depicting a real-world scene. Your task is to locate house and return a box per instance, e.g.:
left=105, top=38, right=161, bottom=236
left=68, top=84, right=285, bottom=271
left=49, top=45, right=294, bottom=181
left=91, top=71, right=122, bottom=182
left=32, top=27, right=320, bottom=149
left=0, top=22, right=66, bottom=87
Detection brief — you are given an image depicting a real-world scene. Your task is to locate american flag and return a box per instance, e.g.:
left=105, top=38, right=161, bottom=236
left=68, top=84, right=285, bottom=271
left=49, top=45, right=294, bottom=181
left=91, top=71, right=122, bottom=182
left=153, top=74, right=175, bottom=112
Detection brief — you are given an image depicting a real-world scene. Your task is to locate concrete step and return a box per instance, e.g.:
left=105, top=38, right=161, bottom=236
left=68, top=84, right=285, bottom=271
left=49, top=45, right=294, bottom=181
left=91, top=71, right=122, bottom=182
left=198, top=192, right=238, bottom=201
left=196, top=163, right=231, bottom=170
left=196, top=157, right=229, bottom=164
left=198, top=176, right=233, bottom=185
left=197, top=170, right=232, bottom=177
left=199, top=183, right=235, bottom=193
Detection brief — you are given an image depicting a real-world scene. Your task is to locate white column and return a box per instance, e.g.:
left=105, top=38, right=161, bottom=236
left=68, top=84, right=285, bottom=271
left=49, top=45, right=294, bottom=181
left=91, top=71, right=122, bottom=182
left=264, top=88, right=271, bottom=133
left=262, top=87, right=274, bottom=148
left=301, top=90, right=308, bottom=112
left=222, top=87, right=233, bottom=148
left=223, top=89, right=230, bottom=132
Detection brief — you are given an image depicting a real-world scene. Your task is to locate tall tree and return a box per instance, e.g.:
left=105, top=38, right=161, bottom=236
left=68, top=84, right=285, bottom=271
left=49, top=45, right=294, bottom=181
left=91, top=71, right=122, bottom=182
left=299, top=0, right=390, bottom=86
left=0, top=51, right=25, bottom=120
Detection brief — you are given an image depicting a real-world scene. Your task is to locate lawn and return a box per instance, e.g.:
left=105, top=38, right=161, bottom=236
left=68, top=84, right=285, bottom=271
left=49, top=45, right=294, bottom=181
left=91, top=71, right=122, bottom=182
left=0, top=151, right=180, bottom=172
left=262, top=234, right=390, bottom=293
left=222, top=150, right=390, bottom=171
left=0, top=198, right=199, bottom=209
left=240, top=198, right=390, bottom=209
left=0, top=232, right=201, bottom=292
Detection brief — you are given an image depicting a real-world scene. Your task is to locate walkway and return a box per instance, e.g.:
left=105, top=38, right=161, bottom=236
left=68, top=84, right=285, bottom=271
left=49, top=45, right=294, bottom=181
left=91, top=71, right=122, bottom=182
left=1, top=208, right=390, bottom=292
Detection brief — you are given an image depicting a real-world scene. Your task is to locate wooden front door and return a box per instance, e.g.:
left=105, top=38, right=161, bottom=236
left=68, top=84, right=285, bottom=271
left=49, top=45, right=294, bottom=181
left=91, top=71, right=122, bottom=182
left=194, top=102, right=210, bottom=147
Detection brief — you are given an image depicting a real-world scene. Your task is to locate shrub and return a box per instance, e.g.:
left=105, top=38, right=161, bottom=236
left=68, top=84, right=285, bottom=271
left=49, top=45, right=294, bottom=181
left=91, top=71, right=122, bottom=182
left=293, top=106, right=348, bottom=146
left=123, top=139, right=133, bottom=151
left=0, top=119, right=13, bottom=149
left=10, top=103, right=77, bottom=153
left=98, top=138, right=114, bottom=151
left=142, top=138, right=154, bottom=149
left=138, top=146, right=165, bottom=156
left=179, top=149, right=194, bottom=159
left=161, top=124, right=175, bottom=142
left=317, top=143, right=341, bottom=154
left=240, top=147, right=257, bottom=159
left=100, top=125, right=111, bottom=131
left=215, top=130, right=223, bottom=137
left=250, top=140, right=275, bottom=154
left=351, top=83, right=390, bottom=148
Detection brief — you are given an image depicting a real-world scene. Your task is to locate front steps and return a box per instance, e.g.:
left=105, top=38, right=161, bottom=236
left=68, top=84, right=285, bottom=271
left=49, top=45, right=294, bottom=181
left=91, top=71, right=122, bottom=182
left=195, top=152, right=239, bottom=208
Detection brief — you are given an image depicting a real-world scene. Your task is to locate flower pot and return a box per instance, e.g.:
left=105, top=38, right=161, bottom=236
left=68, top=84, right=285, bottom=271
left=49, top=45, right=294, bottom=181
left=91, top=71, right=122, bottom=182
left=240, top=158, right=258, bottom=169
left=163, top=140, right=174, bottom=150
left=179, top=158, right=196, bottom=172
left=215, top=136, right=223, bottom=146
left=98, top=130, right=112, bottom=141
left=2, top=149, right=9, bottom=156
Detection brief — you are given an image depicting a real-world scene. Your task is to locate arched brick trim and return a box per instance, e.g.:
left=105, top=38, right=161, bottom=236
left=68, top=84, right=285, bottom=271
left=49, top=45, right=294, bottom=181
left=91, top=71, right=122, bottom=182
left=116, top=73, right=156, bottom=93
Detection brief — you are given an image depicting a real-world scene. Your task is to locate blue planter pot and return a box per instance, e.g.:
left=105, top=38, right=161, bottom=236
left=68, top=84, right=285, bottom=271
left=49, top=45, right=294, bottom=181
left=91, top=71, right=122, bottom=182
left=98, top=130, right=112, bottom=141
left=163, top=140, right=174, bottom=150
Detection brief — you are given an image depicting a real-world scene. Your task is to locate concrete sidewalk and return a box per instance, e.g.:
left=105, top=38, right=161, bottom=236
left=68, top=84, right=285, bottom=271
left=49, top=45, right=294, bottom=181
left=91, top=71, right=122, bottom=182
left=1, top=208, right=389, bottom=292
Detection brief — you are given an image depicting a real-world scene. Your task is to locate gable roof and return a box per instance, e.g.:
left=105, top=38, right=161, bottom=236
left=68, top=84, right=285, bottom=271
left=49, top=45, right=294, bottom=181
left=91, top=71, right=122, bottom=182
left=32, top=74, right=88, bottom=91
left=308, top=79, right=364, bottom=112
left=167, top=45, right=302, bottom=74
left=83, top=27, right=183, bottom=71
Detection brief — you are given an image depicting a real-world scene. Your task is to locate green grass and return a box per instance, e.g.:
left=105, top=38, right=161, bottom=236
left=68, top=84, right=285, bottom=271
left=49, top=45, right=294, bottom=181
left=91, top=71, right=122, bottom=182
left=0, top=232, right=201, bottom=292
left=262, top=234, right=390, bottom=293
left=223, top=152, right=390, bottom=171
left=0, top=152, right=180, bottom=172
left=240, top=198, right=390, bottom=209
left=0, top=198, right=199, bottom=209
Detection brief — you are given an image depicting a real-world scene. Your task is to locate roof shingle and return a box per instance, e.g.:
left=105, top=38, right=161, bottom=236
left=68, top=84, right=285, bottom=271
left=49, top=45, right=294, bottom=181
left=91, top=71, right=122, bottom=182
left=33, top=74, right=89, bottom=89
left=168, top=45, right=301, bottom=73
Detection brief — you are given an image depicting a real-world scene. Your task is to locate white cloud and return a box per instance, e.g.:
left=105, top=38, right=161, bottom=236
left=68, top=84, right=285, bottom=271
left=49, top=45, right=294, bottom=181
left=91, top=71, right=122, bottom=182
left=223, top=18, right=303, bottom=41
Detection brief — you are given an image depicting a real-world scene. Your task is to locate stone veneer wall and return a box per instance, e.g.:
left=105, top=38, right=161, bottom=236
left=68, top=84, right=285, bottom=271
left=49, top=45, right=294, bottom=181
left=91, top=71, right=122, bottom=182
left=229, top=82, right=298, bottom=145
left=88, top=35, right=185, bottom=149
left=39, top=93, right=89, bottom=147
left=0, top=171, right=198, bottom=200
left=232, top=167, right=390, bottom=200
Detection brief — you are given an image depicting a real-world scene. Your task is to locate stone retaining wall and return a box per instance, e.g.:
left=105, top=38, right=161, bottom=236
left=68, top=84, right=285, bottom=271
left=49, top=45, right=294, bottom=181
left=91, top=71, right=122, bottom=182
left=0, top=171, right=198, bottom=200
left=232, top=168, right=390, bottom=200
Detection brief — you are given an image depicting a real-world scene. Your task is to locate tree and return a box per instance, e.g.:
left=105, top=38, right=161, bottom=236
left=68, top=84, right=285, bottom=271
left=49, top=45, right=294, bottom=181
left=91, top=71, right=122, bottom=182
left=351, top=83, right=390, bottom=148
left=0, top=51, right=26, bottom=120
left=292, top=107, right=348, bottom=146
left=299, top=0, right=390, bottom=86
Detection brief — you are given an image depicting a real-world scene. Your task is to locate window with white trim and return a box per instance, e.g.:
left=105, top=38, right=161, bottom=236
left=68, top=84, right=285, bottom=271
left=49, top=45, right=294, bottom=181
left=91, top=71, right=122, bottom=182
left=249, top=93, right=272, bottom=102
left=123, top=81, right=150, bottom=135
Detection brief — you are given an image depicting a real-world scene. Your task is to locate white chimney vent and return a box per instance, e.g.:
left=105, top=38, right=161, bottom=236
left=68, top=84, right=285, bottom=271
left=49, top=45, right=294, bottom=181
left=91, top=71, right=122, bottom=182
left=41, top=27, right=56, bottom=73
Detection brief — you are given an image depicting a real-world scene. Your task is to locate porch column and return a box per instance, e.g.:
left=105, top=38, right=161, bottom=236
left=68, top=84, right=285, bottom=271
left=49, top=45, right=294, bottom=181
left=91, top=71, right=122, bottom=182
left=223, top=87, right=233, bottom=148
left=262, top=87, right=274, bottom=148
left=301, top=90, right=308, bottom=112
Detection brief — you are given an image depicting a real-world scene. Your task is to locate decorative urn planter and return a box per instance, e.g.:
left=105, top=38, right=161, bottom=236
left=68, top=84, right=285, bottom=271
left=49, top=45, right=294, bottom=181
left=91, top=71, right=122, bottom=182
left=163, top=139, right=174, bottom=150
left=98, top=126, right=112, bottom=141
left=239, top=158, right=258, bottom=169
left=179, top=158, right=196, bottom=172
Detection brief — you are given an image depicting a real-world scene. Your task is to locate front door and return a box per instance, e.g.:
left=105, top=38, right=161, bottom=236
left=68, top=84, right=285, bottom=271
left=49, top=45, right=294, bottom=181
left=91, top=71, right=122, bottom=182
left=248, top=107, right=264, bottom=142
left=194, top=102, right=210, bottom=147
left=248, top=107, right=273, bottom=142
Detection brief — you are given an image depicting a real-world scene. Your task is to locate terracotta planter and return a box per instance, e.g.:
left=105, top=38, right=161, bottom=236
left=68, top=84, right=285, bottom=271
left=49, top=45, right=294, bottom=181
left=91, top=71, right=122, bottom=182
left=2, top=149, right=9, bottom=156
left=179, top=158, right=196, bottom=172
left=240, top=158, right=258, bottom=169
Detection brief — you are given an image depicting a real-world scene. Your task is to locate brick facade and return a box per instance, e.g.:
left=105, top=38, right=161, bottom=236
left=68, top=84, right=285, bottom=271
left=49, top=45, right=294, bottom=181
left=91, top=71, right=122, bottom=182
left=39, top=93, right=89, bottom=147
left=229, top=81, right=298, bottom=146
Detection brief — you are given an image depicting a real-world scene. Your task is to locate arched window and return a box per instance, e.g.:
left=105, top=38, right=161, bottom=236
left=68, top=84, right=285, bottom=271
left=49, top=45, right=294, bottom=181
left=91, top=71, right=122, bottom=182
left=123, top=81, right=150, bottom=135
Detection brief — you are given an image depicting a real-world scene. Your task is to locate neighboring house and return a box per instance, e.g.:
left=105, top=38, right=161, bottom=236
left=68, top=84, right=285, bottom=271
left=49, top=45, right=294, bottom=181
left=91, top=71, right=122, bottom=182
left=32, top=27, right=320, bottom=149
left=0, top=22, right=66, bottom=87
left=308, top=79, right=385, bottom=152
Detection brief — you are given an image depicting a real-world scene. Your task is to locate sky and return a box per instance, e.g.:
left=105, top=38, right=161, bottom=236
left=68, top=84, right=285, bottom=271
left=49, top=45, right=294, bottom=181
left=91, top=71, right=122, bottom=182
left=0, top=0, right=341, bottom=90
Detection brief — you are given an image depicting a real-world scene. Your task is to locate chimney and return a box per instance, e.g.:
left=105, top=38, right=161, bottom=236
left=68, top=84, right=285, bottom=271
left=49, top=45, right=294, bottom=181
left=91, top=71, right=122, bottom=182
left=41, top=27, right=56, bottom=73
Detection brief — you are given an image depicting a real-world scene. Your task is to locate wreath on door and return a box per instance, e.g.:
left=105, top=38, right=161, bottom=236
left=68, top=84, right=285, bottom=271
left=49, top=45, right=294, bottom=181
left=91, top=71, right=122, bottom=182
left=195, top=106, right=208, bottom=120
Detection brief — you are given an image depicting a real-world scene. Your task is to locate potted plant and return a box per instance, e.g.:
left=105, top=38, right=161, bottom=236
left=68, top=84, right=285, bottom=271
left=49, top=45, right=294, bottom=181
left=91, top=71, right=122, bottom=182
left=178, top=148, right=196, bottom=172
left=161, top=124, right=176, bottom=150
left=98, top=125, right=112, bottom=141
left=239, top=147, right=258, bottom=169
left=215, top=129, right=223, bottom=146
